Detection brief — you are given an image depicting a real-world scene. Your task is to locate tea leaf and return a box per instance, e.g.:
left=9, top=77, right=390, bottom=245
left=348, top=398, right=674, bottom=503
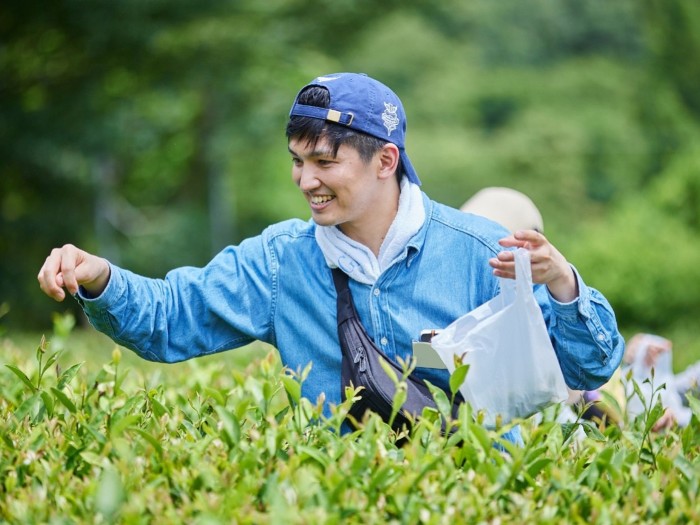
left=280, top=373, right=302, bottom=405
left=5, top=364, right=37, bottom=392
left=581, top=421, right=607, bottom=442
left=40, top=390, right=54, bottom=417
left=57, top=362, right=84, bottom=389
left=51, top=387, right=77, bottom=414
left=129, top=427, right=164, bottom=458
left=378, top=357, right=398, bottom=385
left=94, top=466, right=124, bottom=518
left=215, top=406, right=241, bottom=445
left=297, top=445, right=330, bottom=469
left=109, top=414, right=142, bottom=438
left=14, top=392, right=40, bottom=421
left=424, top=380, right=451, bottom=420
left=449, top=364, right=469, bottom=396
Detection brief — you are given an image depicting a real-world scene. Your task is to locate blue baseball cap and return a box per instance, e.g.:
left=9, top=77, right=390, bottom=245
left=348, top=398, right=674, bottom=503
left=289, top=72, right=421, bottom=186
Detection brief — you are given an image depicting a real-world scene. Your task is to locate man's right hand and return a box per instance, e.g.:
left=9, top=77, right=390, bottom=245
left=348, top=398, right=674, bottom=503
left=37, top=244, right=111, bottom=301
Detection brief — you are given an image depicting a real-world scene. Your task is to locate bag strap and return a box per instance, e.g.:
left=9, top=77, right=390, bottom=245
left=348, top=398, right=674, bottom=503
left=331, top=268, right=356, bottom=325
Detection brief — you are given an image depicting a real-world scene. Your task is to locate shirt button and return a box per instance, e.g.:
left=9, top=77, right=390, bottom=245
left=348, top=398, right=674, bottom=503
left=597, top=333, right=605, bottom=341
left=380, top=337, right=388, bottom=346
left=373, top=288, right=380, bottom=297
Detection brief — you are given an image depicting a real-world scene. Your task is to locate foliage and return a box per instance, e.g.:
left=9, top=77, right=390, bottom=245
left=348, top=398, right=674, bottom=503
left=2, top=0, right=700, bottom=341
left=2, top=328, right=700, bottom=524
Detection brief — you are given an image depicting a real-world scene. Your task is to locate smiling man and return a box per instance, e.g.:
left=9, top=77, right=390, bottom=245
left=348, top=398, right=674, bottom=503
left=38, top=73, right=624, bottom=443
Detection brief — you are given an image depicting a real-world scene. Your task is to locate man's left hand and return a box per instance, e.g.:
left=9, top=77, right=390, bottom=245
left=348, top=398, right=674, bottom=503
left=489, top=230, right=579, bottom=303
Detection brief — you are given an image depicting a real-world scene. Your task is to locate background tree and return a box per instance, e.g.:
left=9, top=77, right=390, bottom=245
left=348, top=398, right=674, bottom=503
left=2, top=0, right=699, bottom=364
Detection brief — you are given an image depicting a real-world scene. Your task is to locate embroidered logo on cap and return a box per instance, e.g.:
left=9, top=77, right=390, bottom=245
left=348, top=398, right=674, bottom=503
left=381, top=102, right=399, bottom=136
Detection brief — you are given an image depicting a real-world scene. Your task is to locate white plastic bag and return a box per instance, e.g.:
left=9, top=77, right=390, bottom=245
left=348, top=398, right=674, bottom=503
left=431, top=248, right=568, bottom=426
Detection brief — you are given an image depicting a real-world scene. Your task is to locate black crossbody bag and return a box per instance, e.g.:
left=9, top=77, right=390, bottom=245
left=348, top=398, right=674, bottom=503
left=331, top=268, right=461, bottom=432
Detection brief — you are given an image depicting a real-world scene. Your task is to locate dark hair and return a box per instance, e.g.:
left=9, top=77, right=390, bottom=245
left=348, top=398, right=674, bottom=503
left=286, top=86, right=402, bottom=181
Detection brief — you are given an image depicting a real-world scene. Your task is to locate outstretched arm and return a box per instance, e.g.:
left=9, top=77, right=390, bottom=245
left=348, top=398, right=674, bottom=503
left=37, top=244, right=111, bottom=301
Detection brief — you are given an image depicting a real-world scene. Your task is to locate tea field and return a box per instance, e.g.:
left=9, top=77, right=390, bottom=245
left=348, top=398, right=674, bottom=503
left=1, top=318, right=699, bottom=524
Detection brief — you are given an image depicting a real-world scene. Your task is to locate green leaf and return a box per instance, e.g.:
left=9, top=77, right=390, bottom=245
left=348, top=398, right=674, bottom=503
left=1, top=432, right=14, bottom=449
left=378, top=357, right=399, bottom=385
left=83, top=424, right=106, bottom=445
left=51, top=387, right=77, bottom=414
left=369, top=464, right=401, bottom=493
left=449, top=364, right=469, bottom=396
left=95, top=465, right=124, bottom=518
left=685, top=392, right=700, bottom=419
left=674, top=454, right=696, bottom=481
left=582, top=421, right=607, bottom=442
left=274, top=406, right=290, bottom=424
left=525, top=457, right=553, bottom=480
left=5, top=364, right=37, bottom=392
left=114, top=366, right=130, bottom=393
left=56, top=362, right=84, bottom=389
left=389, top=382, right=407, bottom=428
left=148, top=394, right=169, bottom=418
left=631, top=378, right=647, bottom=408
left=280, top=374, right=301, bottom=405
left=130, top=427, right=163, bottom=457
left=109, top=414, right=142, bottom=438
left=215, top=406, right=241, bottom=446
left=43, top=351, right=61, bottom=374
left=40, top=390, right=54, bottom=417
left=203, top=387, right=226, bottom=406
left=80, top=451, right=104, bottom=466
left=14, top=393, right=40, bottom=421
left=424, top=380, right=451, bottom=420
left=469, top=421, right=492, bottom=453
left=297, top=445, right=330, bottom=469
left=644, top=401, right=665, bottom=435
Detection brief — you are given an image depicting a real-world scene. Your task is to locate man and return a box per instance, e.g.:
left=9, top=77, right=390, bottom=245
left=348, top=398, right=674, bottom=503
left=38, top=73, right=624, bottom=442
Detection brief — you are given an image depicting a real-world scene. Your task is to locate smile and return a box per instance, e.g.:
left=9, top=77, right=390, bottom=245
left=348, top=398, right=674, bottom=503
left=310, top=195, right=335, bottom=205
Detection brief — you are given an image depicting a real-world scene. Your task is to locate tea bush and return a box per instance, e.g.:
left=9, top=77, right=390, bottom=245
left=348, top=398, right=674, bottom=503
left=2, top=327, right=700, bottom=524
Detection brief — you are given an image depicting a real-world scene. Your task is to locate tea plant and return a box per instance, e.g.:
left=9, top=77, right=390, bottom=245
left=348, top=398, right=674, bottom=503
left=1, top=323, right=699, bottom=524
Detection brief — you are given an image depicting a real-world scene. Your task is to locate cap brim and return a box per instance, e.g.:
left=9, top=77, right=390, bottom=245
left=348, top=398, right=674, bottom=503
left=400, top=150, right=421, bottom=186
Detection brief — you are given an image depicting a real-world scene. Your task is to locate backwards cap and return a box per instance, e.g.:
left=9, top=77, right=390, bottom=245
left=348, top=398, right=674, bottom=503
left=289, top=73, right=421, bottom=185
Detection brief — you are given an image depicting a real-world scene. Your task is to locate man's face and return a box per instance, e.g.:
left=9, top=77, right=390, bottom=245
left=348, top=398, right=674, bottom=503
left=288, top=137, right=394, bottom=242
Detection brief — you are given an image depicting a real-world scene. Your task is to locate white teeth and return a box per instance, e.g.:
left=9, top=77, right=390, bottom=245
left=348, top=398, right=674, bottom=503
left=311, top=195, right=334, bottom=204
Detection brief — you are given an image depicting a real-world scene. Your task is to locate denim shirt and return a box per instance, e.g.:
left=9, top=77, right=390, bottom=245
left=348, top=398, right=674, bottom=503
left=78, top=194, right=624, bottom=442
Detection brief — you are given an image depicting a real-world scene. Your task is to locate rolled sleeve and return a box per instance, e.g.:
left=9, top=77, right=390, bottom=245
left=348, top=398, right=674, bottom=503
left=75, top=262, right=127, bottom=339
left=543, top=265, right=625, bottom=391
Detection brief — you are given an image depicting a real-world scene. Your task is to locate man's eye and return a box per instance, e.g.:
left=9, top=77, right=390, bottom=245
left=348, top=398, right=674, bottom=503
left=291, top=157, right=302, bottom=166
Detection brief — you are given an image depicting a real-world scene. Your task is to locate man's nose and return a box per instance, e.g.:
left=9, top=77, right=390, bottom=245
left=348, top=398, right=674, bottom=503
left=297, top=165, right=321, bottom=191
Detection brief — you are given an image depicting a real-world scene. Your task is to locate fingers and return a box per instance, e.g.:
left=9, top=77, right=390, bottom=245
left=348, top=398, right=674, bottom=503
left=490, top=230, right=545, bottom=279
left=37, top=244, right=81, bottom=302
left=490, top=230, right=576, bottom=299
left=498, top=229, right=545, bottom=249
left=60, top=245, right=83, bottom=295
left=488, top=250, right=516, bottom=279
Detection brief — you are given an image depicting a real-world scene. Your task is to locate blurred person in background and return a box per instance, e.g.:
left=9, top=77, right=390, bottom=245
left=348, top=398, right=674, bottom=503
left=37, top=73, right=624, bottom=442
left=599, top=332, right=698, bottom=431
left=460, top=187, right=545, bottom=234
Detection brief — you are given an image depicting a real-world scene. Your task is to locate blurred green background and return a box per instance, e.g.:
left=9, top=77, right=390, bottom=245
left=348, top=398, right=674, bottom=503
left=2, top=0, right=699, bottom=367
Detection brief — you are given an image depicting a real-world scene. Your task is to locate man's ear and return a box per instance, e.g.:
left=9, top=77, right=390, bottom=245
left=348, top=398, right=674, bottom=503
left=377, top=143, right=400, bottom=180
